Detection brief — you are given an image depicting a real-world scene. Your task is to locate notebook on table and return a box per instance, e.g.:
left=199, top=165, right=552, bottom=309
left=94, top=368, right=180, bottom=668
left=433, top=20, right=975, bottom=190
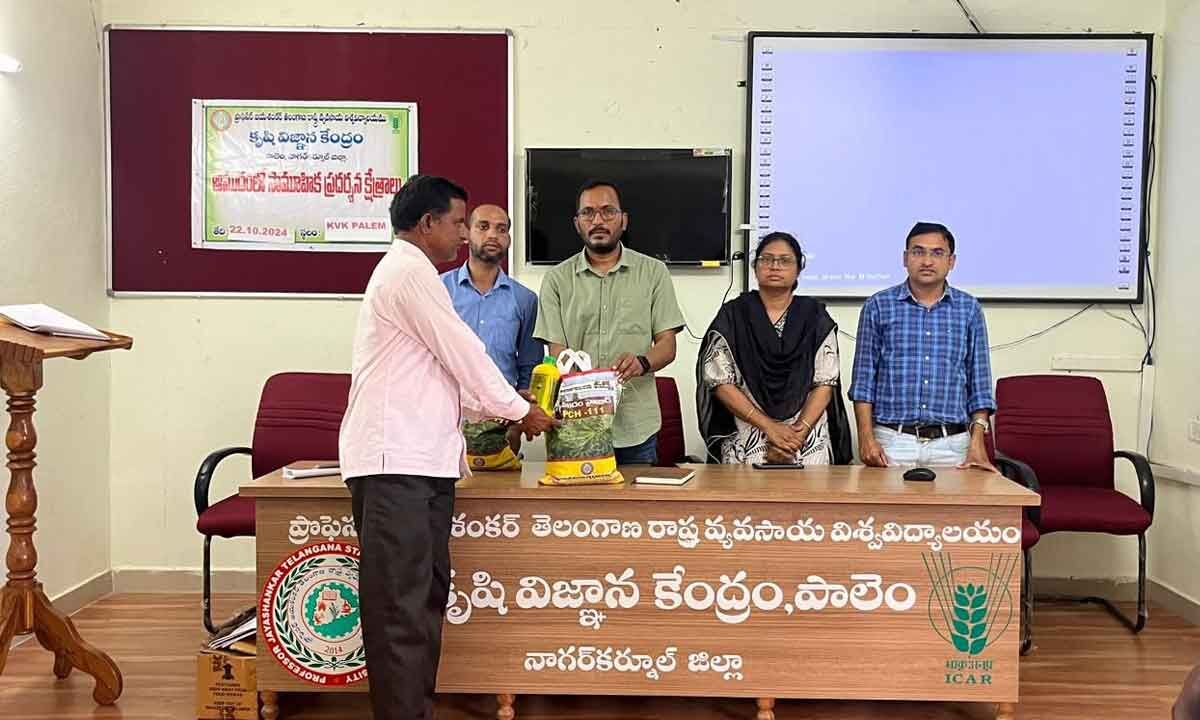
left=632, top=466, right=695, bottom=486
left=282, top=464, right=340, bottom=480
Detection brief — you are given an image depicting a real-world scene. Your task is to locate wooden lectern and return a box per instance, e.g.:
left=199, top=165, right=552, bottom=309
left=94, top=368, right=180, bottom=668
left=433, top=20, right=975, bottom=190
left=0, top=319, right=132, bottom=704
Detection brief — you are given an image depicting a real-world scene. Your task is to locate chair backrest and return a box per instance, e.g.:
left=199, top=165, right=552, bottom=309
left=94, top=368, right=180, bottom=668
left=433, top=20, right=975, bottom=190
left=655, top=376, right=686, bottom=465
left=251, top=372, right=351, bottom=479
left=994, top=374, right=1114, bottom=489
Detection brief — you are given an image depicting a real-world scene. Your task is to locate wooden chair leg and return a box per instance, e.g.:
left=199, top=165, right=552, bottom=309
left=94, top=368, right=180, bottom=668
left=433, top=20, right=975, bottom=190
left=756, top=697, right=776, bottom=720
left=261, top=690, right=280, bottom=720
left=497, top=693, right=516, bottom=720
left=996, top=702, right=1016, bottom=719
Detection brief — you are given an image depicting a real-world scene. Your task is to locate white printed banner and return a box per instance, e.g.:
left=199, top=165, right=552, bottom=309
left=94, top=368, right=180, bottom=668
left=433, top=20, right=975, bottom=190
left=191, top=99, right=417, bottom=251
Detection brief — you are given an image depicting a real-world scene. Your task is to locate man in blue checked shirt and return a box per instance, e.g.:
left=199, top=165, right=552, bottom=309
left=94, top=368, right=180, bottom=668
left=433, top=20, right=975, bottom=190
left=441, top=204, right=542, bottom=446
left=849, top=222, right=997, bottom=471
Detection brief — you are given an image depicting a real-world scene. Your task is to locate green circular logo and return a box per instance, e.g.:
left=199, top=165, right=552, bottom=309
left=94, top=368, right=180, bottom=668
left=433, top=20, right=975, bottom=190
left=260, top=543, right=367, bottom=686
left=303, top=580, right=360, bottom=642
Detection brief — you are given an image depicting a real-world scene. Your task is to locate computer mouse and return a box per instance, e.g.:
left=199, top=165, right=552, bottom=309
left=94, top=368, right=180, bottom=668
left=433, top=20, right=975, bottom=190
left=903, top=467, right=937, bottom=482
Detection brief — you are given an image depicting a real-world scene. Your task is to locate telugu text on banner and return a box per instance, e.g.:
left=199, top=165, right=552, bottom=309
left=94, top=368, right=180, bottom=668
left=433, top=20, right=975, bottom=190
left=190, top=99, right=418, bottom=252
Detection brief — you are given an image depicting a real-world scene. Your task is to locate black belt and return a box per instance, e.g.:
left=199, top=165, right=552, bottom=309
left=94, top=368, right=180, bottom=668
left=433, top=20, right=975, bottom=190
left=878, top=422, right=967, bottom=439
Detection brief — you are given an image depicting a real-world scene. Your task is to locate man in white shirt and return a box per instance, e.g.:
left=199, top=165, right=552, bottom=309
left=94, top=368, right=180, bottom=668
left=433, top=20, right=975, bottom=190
left=339, top=175, right=555, bottom=719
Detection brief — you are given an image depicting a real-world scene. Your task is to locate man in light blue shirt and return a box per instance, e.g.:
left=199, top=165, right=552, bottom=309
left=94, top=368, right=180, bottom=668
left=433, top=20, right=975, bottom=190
left=440, top=204, right=541, bottom=391
left=849, top=222, right=995, bottom=470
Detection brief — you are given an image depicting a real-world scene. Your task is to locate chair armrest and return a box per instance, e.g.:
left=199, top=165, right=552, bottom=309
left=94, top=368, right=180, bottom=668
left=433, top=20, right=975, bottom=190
left=1114, top=450, right=1155, bottom=520
left=994, top=451, right=1041, bottom=526
left=195, top=446, right=252, bottom=516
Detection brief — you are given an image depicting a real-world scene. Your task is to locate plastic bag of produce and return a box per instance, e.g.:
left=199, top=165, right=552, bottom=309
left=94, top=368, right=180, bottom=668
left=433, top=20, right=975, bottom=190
left=540, top=350, right=624, bottom=486
left=463, top=419, right=521, bottom=470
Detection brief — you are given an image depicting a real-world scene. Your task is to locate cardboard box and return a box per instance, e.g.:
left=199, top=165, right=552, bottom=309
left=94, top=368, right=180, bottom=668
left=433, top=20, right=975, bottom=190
left=197, top=648, right=257, bottom=720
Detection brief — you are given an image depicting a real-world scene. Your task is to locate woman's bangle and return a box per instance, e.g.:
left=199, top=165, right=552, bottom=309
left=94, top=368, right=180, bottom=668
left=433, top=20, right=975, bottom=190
left=797, top=418, right=813, bottom=433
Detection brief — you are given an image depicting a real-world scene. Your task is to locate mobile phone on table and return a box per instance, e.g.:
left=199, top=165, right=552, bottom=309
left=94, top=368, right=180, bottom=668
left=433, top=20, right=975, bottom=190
left=752, top=462, right=805, bottom=470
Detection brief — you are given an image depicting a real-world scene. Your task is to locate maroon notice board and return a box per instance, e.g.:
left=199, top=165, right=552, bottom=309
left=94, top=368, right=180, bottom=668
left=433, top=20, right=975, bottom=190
left=106, top=27, right=511, bottom=294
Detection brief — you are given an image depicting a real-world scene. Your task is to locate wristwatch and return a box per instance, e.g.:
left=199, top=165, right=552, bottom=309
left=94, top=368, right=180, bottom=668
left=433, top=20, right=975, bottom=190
left=971, top=418, right=990, bottom=434
left=636, top=355, right=651, bottom=375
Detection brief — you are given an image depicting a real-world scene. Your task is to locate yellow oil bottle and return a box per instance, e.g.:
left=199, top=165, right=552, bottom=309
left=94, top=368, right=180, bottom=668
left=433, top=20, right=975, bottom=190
left=528, top=355, right=561, bottom=415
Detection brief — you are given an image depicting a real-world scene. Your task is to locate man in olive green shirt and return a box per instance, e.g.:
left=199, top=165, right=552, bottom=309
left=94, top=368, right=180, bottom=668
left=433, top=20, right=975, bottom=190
left=533, top=179, right=685, bottom=464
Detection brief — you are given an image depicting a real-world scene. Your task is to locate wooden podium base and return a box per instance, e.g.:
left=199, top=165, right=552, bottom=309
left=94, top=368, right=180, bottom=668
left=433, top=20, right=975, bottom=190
left=0, top=323, right=132, bottom=705
left=0, top=583, right=123, bottom=703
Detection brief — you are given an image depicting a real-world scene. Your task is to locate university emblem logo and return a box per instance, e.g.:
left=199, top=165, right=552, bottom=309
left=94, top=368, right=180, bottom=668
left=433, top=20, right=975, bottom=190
left=923, top=553, right=1018, bottom=656
left=209, top=109, right=232, bottom=132
left=260, top=543, right=368, bottom=685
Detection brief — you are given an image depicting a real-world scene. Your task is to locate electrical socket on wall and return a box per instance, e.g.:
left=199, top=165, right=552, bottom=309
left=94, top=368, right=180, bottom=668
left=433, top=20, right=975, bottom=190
left=1190, top=418, right=1200, bottom=444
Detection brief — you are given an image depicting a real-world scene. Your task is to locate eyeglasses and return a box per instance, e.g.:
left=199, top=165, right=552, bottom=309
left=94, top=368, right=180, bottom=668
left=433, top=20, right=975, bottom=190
left=756, top=254, right=798, bottom=268
left=907, top=247, right=951, bottom=259
left=575, top=206, right=622, bottom=222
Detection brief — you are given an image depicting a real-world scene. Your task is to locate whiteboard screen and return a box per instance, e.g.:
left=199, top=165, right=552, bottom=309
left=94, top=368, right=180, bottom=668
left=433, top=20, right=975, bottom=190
left=746, top=34, right=1152, bottom=302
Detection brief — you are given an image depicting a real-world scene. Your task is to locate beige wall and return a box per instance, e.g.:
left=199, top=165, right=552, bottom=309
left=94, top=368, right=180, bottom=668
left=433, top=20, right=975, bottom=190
left=1154, top=0, right=1200, bottom=472
left=96, top=0, right=1185, bottom=597
left=1146, top=0, right=1200, bottom=604
left=0, top=0, right=111, bottom=599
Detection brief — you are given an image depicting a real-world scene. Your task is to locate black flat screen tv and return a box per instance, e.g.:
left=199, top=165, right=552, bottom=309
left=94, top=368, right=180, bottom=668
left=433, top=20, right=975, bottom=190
left=525, top=148, right=732, bottom=266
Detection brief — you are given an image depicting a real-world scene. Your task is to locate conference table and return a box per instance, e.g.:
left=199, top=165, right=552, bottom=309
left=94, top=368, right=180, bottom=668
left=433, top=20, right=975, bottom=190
left=241, top=462, right=1039, bottom=720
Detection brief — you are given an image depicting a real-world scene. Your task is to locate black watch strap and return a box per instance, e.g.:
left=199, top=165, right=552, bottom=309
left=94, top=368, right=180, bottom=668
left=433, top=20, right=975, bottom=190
left=637, top=355, right=651, bottom=375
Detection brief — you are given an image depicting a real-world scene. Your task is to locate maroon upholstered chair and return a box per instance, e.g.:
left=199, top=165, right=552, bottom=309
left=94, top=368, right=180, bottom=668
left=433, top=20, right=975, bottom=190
left=194, top=372, right=350, bottom=633
left=655, top=376, right=688, bottom=465
left=655, top=376, right=703, bottom=465
left=994, top=374, right=1155, bottom=633
left=985, top=431, right=1042, bottom=655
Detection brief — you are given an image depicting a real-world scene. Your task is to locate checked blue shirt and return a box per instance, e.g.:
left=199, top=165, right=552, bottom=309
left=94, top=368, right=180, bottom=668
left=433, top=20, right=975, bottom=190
left=849, top=282, right=995, bottom=425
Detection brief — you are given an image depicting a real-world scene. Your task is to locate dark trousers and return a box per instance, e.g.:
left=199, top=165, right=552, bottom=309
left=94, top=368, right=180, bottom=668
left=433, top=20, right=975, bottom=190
left=614, top=434, right=658, bottom=465
left=347, top=474, right=456, bottom=720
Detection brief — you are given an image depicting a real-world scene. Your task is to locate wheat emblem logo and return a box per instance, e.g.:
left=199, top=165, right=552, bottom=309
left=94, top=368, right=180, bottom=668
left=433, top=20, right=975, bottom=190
left=923, top=553, right=1018, bottom=655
